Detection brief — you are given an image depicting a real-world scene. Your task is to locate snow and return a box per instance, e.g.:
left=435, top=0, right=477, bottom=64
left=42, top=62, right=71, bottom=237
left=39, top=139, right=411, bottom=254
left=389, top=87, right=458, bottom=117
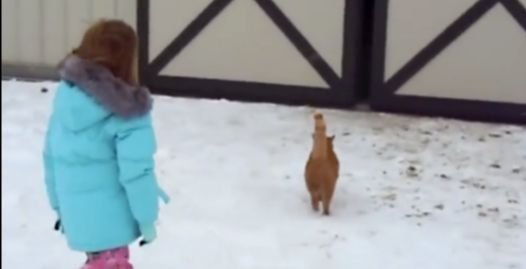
left=2, top=79, right=525, bottom=269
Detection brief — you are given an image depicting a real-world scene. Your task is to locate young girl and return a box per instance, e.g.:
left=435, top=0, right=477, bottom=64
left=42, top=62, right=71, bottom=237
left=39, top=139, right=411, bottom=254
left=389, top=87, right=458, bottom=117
left=43, top=20, right=168, bottom=269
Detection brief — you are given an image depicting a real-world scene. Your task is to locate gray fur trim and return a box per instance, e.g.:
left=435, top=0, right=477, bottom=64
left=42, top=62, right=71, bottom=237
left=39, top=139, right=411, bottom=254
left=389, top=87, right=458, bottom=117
left=58, top=55, right=152, bottom=119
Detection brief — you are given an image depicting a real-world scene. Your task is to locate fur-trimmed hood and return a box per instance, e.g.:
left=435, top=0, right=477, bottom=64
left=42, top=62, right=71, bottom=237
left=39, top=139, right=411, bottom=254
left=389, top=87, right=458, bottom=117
left=58, top=54, right=152, bottom=119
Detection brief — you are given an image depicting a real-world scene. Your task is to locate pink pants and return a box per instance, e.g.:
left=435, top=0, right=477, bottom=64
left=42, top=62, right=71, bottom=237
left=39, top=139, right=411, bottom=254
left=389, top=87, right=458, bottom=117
left=81, top=247, right=132, bottom=269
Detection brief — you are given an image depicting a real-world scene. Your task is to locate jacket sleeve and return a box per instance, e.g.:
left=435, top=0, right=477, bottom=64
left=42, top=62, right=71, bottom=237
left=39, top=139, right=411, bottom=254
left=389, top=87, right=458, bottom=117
left=115, top=114, right=159, bottom=226
left=43, top=116, right=60, bottom=214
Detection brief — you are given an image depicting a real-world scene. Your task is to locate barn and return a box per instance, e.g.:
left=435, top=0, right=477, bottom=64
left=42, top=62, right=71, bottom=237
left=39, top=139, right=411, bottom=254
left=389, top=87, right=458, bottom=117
left=2, top=0, right=525, bottom=124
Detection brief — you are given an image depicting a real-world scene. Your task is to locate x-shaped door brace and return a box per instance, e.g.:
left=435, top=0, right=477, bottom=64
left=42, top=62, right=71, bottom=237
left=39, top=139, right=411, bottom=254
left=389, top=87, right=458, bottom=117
left=143, top=0, right=342, bottom=89
left=382, top=0, right=526, bottom=94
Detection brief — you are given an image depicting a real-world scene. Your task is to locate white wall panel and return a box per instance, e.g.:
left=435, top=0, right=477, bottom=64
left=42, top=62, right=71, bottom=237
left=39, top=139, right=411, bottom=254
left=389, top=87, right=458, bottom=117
left=1, top=0, right=136, bottom=67
left=18, top=0, right=42, bottom=64
left=160, top=0, right=328, bottom=87
left=385, top=0, right=477, bottom=80
left=149, top=0, right=212, bottom=61
left=397, top=4, right=526, bottom=104
left=273, top=0, right=345, bottom=76
left=1, top=0, right=17, bottom=62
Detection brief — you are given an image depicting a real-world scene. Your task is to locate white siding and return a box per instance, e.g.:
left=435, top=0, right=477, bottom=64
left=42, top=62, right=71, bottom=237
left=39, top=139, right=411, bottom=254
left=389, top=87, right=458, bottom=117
left=1, top=0, right=136, bottom=66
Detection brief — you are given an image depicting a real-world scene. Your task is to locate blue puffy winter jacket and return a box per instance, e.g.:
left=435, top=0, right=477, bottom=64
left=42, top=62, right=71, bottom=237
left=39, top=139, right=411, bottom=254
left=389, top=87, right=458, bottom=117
left=43, top=55, right=168, bottom=252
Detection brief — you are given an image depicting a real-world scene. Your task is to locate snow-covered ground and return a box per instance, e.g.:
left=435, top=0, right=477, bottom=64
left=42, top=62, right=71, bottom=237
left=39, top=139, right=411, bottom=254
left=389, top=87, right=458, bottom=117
left=2, top=79, right=525, bottom=269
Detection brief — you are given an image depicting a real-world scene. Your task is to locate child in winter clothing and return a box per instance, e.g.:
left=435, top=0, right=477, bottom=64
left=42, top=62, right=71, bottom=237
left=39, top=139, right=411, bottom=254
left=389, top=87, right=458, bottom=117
left=43, top=20, right=168, bottom=269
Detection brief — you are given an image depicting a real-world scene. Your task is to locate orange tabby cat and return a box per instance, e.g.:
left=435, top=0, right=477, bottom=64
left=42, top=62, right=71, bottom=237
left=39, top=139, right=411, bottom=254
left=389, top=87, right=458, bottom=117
left=305, top=112, right=340, bottom=215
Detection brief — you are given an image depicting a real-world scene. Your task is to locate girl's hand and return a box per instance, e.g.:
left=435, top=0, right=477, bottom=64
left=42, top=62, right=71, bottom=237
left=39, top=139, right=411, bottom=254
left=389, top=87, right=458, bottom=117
left=139, top=224, right=157, bottom=246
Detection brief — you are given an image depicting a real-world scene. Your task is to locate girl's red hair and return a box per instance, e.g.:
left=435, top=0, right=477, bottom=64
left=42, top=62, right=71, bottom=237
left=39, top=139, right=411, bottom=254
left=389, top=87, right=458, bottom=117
left=72, top=19, right=138, bottom=85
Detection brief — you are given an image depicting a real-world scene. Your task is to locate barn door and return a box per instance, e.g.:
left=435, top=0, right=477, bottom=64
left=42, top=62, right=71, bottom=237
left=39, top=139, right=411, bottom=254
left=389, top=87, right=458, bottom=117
left=137, top=0, right=367, bottom=107
left=370, top=0, right=526, bottom=124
